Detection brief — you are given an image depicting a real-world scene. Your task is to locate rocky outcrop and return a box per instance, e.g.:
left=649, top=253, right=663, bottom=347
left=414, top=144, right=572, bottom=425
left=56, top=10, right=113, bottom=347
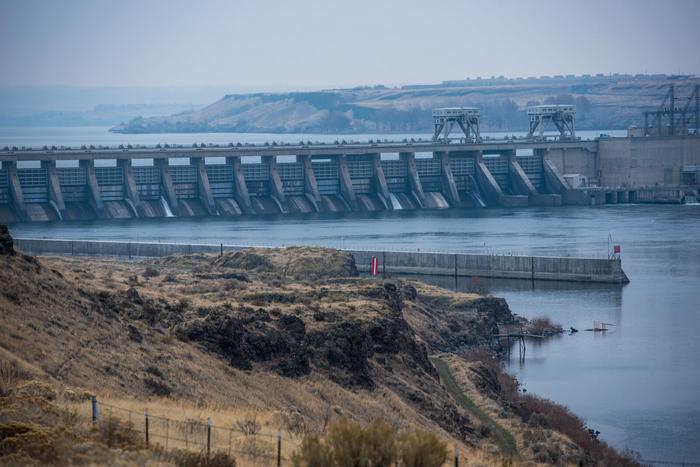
left=403, top=290, right=515, bottom=353
left=94, top=281, right=439, bottom=389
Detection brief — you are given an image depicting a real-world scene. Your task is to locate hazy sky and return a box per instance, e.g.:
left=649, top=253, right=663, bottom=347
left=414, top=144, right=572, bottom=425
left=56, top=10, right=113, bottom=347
left=1, top=0, right=699, bottom=91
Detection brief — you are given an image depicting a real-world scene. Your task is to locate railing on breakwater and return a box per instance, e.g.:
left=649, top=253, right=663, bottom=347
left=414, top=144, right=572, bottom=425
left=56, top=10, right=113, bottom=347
left=14, top=238, right=629, bottom=284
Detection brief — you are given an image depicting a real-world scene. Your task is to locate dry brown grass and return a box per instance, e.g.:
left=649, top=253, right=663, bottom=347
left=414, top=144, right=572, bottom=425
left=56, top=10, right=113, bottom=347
left=0, top=359, right=27, bottom=396
left=0, top=377, right=160, bottom=466
left=0, top=246, right=635, bottom=466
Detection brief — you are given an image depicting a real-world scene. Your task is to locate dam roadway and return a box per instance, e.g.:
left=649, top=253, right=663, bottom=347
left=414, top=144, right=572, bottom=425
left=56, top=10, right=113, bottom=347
left=1, top=134, right=699, bottom=222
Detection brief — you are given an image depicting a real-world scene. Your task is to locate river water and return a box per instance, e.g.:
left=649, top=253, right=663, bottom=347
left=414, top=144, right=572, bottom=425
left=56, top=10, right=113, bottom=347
left=3, top=127, right=698, bottom=463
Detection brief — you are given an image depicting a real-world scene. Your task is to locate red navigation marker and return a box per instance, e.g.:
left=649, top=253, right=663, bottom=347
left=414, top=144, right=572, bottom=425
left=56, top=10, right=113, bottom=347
left=370, top=256, right=379, bottom=276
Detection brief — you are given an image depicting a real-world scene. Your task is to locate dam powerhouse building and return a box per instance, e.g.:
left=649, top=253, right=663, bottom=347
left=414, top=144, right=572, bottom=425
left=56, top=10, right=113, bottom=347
left=1, top=95, right=699, bottom=223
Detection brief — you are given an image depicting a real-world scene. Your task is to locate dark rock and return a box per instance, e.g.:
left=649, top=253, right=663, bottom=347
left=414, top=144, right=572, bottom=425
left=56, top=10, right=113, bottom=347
left=312, top=310, right=340, bottom=322
left=381, top=282, right=403, bottom=313
left=127, top=324, right=143, bottom=343
left=471, top=297, right=514, bottom=324
left=0, top=225, right=15, bottom=255
left=307, top=321, right=374, bottom=387
left=194, top=271, right=250, bottom=282
left=400, top=283, right=417, bottom=301
left=239, top=308, right=272, bottom=324
left=172, top=309, right=310, bottom=376
left=144, top=377, right=171, bottom=396
left=125, top=287, right=142, bottom=305
left=278, top=315, right=306, bottom=340
left=468, top=362, right=503, bottom=401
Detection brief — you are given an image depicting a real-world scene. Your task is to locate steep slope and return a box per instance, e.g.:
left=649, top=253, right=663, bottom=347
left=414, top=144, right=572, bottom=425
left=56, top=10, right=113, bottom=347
left=0, top=229, right=641, bottom=465
left=0, top=242, right=514, bottom=452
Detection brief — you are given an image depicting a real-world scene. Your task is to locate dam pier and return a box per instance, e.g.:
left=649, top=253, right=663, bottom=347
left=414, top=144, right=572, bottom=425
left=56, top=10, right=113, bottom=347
left=1, top=104, right=699, bottom=223
left=2, top=135, right=699, bottom=223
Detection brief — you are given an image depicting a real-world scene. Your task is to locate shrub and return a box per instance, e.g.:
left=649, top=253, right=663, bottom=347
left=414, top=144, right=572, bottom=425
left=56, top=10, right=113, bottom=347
left=143, top=267, right=160, bottom=278
left=93, top=417, right=144, bottom=450
left=461, top=351, right=642, bottom=466
left=513, top=394, right=642, bottom=465
left=292, top=436, right=333, bottom=467
left=180, top=418, right=206, bottom=439
left=0, top=423, right=63, bottom=464
left=58, top=407, right=81, bottom=429
left=327, top=418, right=396, bottom=467
left=274, top=410, right=310, bottom=438
left=235, top=413, right=261, bottom=436
left=236, top=437, right=274, bottom=459
left=529, top=316, right=563, bottom=336
left=397, top=429, right=448, bottom=467
left=515, top=394, right=587, bottom=446
left=170, top=449, right=236, bottom=467
left=293, top=418, right=454, bottom=467
left=0, top=360, right=25, bottom=396
left=163, top=273, right=178, bottom=283
left=16, top=380, right=57, bottom=401
left=61, top=388, right=91, bottom=402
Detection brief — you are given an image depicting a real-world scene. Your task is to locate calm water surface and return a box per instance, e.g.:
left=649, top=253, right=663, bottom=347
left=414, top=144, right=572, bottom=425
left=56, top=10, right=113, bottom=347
left=0, top=126, right=626, bottom=149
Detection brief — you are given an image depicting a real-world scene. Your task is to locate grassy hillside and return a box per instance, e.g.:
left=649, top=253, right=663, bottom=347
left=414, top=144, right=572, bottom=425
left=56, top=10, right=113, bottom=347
left=111, top=76, right=700, bottom=134
left=0, top=227, right=640, bottom=465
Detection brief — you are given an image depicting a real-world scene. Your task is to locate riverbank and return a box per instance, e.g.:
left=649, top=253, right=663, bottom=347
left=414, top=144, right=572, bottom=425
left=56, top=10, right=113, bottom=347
left=0, top=227, right=641, bottom=465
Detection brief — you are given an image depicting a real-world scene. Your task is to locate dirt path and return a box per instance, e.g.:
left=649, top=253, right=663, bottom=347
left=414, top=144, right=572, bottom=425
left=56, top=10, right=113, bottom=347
left=430, top=356, right=519, bottom=459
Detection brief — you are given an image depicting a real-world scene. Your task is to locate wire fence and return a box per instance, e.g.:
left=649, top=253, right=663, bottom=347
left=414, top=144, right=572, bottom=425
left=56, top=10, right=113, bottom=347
left=15, top=236, right=613, bottom=261
left=86, top=397, right=475, bottom=467
left=72, top=396, right=700, bottom=467
left=92, top=397, right=287, bottom=466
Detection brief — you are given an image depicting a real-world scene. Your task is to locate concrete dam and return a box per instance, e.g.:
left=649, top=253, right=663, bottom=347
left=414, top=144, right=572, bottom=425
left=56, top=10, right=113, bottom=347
left=1, top=134, right=699, bottom=223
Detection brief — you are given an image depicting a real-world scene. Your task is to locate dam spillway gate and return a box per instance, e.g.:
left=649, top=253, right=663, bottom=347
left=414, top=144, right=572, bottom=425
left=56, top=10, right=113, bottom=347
left=1, top=135, right=698, bottom=223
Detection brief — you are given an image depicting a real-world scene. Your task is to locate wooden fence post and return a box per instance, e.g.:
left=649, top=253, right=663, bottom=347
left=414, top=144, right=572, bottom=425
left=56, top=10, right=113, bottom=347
left=277, top=431, right=282, bottom=467
left=207, top=417, right=212, bottom=457
left=144, top=410, right=149, bottom=446
left=91, top=395, right=99, bottom=423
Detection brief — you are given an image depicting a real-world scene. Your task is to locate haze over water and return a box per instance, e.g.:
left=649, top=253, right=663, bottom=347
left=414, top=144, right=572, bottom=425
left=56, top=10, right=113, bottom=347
left=5, top=127, right=700, bottom=463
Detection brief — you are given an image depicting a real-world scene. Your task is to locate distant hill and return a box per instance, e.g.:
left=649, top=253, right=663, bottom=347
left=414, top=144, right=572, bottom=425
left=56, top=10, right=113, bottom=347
left=0, top=103, right=198, bottom=127
left=111, top=75, right=700, bottom=134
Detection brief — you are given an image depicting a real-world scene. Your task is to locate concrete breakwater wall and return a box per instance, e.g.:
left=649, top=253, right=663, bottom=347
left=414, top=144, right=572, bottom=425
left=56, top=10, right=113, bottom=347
left=14, top=238, right=629, bottom=284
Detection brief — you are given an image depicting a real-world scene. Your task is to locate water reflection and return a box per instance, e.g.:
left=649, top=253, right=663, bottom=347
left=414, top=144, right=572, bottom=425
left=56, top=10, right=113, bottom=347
left=400, top=272, right=625, bottom=330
